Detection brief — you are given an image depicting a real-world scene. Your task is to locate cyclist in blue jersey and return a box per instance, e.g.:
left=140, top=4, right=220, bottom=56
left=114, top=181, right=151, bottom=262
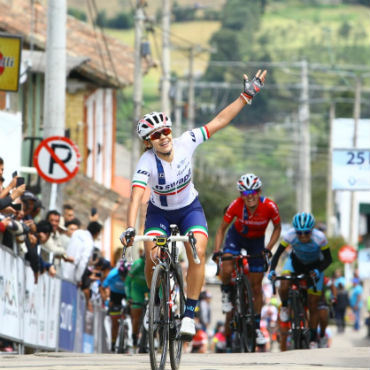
left=268, top=212, right=333, bottom=349
left=102, top=260, right=130, bottom=351
left=120, top=70, right=267, bottom=340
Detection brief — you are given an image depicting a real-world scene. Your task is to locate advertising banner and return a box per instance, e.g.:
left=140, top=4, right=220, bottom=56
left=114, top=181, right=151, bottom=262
left=47, top=276, right=61, bottom=348
left=0, top=34, right=22, bottom=92
left=0, top=247, right=21, bottom=340
left=58, top=280, right=78, bottom=351
left=23, top=266, right=39, bottom=345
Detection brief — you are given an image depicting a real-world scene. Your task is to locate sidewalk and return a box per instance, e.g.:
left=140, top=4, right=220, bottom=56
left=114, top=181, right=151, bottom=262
left=330, top=323, right=370, bottom=348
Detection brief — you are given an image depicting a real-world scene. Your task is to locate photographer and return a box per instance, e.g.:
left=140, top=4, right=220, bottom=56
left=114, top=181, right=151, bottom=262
left=0, top=158, right=26, bottom=212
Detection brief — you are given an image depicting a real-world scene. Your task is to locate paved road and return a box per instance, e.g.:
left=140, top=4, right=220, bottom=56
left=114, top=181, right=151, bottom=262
left=1, top=283, right=369, bottom=370
left=0, top=325, right=368, bottom=370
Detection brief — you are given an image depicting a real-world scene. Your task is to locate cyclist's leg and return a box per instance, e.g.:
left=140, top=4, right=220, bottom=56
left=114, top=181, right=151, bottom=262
left=109, top=292, right=125, bottom=350
left=143, top=203, right=170, bottom=287
left=245, top=236, right=266, bottom=335
left=178, top=198, right=208, bottom=338
left=220, top=225, right=241, bottom=314
left=130, top=284, right=147, bottom=346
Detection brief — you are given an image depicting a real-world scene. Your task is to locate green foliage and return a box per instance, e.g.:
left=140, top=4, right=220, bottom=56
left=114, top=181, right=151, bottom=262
left=95, top=9, right=134, bottom=29
left=68, top=7, right=87, bottom=22
left=325, top=235, right=348, bottom=277
left=172, top=2, right=197, bottom=22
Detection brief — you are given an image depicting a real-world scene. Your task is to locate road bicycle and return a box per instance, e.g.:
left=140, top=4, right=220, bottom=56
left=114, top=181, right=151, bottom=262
left=272, top=273, right=316, bottom=350
left=114, top=298, right=133, bottom=354
left=123, top=224, right=200, bottom=370
left=217, top=250, right=269, bottom=353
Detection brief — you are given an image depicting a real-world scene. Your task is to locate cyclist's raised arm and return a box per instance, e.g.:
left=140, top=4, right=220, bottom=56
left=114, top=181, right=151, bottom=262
left=205, top=70, right=267, bottom=138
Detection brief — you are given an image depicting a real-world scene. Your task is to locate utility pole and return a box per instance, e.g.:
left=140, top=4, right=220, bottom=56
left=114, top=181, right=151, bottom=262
left=326, top=103, right=335, bottom=237
left=187, top=46, right=195, bottom=130
left=131, top=0, right=145, bottom=178
left=297, top=60, right=311, bottom=213
left=349, top=78, right=361, bottom=247
left=174, top=79, right=183, bottom=136
left=161, top=0, right=171, bottom=115
left=42, top=0, right=67, bottom=211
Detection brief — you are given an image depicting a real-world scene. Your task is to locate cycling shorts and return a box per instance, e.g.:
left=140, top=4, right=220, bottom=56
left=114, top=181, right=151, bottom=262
left=283, top=256, right=324, bottom=294
left=222, top=224, right=265, bottom=273
left=144, top=197, right=208, bottom=237
left=130, top=284, right=149, bottom=309
left=110, top=291, right=126, bottom=306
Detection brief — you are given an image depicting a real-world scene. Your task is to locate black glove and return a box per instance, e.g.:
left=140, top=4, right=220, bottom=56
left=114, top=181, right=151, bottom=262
left=212, top=251, right=222, bottom=262
left=241, top=75, right=264, bottom=104
left=120, top=227, right=136, bottom=246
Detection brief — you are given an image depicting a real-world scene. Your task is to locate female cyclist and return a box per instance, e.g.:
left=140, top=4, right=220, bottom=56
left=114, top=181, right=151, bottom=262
left=120, top=70, right=267, bottom=340
left=212, top=173, right=281, bottom=346
left=268, top=212, right=333, bottom=348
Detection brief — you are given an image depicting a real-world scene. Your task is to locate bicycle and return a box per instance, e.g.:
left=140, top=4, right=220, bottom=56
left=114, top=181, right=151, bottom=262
left=115, top=298, right=133, bottom=354
left=123, top=224, right=200, bottom=370
left=271, top=273, right=316, bottom=350
left=216, top=250, right=269, bottom=353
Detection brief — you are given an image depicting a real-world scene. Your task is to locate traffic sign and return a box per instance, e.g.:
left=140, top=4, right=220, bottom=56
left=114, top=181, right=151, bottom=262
left=338, top=244, right=357, bottom=264
left=33, top=136, right=81, bottom=183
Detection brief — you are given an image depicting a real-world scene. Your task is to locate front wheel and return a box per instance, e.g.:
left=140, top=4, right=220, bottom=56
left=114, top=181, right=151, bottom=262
left=149, top=265, right=169, bottom=370
left=239, top=275, right=256, bottom=352
left=169, top=265, right=185, bottom=370
left=115, top=319, right=129, bottom=353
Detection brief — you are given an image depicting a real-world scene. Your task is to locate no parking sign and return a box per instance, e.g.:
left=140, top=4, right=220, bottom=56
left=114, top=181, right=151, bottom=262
left=33, top=136, right=81, bottom=183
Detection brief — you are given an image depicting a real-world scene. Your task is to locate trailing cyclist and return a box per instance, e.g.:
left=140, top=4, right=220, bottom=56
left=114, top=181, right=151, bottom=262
left=268, top=212, right=333, bottom=349
left=124, top=245, right=149, bottom=349
left=102, top=260, right=131, bottom=352
left=212, top=173, right=281, bottom=346
left=120, top=70, right=267, bottom=340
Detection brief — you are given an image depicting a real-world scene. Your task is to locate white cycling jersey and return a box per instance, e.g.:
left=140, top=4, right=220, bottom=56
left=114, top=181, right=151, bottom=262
left=132, top=126, right=210, bottom=210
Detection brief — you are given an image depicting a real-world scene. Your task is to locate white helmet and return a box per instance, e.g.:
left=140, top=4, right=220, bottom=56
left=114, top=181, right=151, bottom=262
left=237, top=173, right=262, bottom=192
left=136, top=112, right=172, bottom=140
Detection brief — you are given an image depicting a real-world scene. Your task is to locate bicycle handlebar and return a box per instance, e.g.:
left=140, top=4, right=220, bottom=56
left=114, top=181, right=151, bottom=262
left=122, top=234, right=200, bottom=264
left=271, top=273, right=317, bottom=295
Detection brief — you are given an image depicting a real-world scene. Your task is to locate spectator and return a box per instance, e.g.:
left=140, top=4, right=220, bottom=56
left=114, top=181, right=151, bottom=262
left=334, top=282, right=349, bottom=333
left=0, top=157, right=26, bottom=211
left=60, top=217, right=81, bottom=250
left=41, top=210, right=74, bottom=274
left=59, top=203, right=75, bottom=230
left=198, top=289, right=212, bottom=333
left=61, top=221, right=103, bottom=285
left=350, top=278, right=363, bottom=331
left=210, top=321, right=226, bottom=353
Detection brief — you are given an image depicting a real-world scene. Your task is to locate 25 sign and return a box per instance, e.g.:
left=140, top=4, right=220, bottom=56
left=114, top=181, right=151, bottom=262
left=346, top=150, right=369, bottom=165
left=332, top=149, right=370, bottom=190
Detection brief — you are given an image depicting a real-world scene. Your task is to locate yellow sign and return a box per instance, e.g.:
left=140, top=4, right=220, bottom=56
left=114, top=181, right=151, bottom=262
left=0, top=34, right=22, bottom=92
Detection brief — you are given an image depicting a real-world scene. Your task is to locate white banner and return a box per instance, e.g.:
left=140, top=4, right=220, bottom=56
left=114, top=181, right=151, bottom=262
left=332, top=149, right=370, bottom=190
left=0, top=248, right=21, bottom=340
left=358, top=249, right=370, bottom=279
left=47, top=275, right=61, bottom=348
left=23, top=266, right=39, bottom=345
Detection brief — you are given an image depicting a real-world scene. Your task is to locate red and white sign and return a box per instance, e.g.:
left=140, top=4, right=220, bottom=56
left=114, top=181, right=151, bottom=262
left=33, top=136, right=81, bottom=183
left=338, top=245, right=357, bottom=264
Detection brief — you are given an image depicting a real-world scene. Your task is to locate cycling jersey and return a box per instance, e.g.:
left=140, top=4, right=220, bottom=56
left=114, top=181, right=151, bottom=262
left=224, top=196, right=280, bottom=238
left=132, top=127, right=210, bottom=210
left=125, top=256, right=149, bottom=308
left=102, top=267, right=126, bottom=295
left=281, top=228, right=329, bottom=264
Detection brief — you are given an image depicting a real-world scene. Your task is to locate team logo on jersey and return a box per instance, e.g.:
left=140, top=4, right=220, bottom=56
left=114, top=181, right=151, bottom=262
left=190, top=132, right=196, bottom=142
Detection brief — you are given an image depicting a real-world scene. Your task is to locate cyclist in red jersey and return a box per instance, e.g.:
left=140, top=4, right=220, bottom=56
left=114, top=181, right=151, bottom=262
left=212, top=173, right=281, bottom=346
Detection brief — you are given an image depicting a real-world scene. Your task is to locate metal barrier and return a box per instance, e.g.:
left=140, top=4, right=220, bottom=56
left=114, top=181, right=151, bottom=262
left=0, top=243, right=106, bottom=353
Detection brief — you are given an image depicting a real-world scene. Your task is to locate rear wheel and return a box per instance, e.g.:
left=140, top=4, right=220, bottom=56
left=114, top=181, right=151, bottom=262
left=291, top=293, right=304, bottom=349
left=169, top=265, right=185, bottom=370
left=116, top=319, right=129, bottom=353
left=149, top=265, right=169, bottom=370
